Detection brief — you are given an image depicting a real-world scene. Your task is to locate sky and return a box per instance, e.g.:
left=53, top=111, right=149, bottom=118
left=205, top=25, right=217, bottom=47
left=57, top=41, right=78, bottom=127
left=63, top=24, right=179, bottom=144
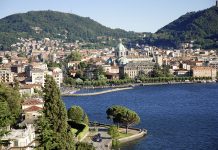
left=0, top=0, right=215, bottom=33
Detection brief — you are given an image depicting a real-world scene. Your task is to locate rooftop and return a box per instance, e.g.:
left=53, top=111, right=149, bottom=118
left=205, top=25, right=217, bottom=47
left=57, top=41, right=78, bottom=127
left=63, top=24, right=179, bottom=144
left=23, top=106, right=43, bottom=112
left=22, top=99, right=44, bottom=105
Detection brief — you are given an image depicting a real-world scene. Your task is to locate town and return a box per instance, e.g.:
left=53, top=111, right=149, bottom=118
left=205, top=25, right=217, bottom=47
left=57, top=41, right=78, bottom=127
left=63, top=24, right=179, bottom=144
left=0, top=35, right=217, bottom=149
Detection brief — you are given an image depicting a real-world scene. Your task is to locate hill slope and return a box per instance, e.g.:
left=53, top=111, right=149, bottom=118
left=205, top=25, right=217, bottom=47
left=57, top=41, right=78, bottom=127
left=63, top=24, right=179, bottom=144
left=136, top=6, right=218, bottom=49
left=0, top=10, right=136, bottom=50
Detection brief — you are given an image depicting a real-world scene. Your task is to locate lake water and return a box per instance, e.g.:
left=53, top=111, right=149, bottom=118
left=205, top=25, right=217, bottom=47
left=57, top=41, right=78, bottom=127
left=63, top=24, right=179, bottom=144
left=63, top=83, right=218, bottom=150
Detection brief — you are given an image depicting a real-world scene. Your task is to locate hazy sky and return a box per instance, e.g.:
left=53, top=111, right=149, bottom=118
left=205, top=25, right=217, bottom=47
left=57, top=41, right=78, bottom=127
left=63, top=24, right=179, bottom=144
left=0, top=0, right=215, bottom=33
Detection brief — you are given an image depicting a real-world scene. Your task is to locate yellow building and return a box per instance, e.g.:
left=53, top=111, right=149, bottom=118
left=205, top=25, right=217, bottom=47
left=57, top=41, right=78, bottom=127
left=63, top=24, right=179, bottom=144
left=192, top=66, right=217, bottom=79
left=119, top=61, right=155, bottom=79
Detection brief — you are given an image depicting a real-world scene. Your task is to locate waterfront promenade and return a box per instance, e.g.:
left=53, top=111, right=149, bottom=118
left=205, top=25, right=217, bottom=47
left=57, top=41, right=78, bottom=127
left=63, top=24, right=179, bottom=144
left=82, top=123, right=147, bottom=150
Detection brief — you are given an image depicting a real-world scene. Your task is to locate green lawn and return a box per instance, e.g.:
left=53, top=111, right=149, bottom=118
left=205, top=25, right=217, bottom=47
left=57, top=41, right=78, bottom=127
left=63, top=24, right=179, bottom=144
left=118, top=131, right=133, bottom=138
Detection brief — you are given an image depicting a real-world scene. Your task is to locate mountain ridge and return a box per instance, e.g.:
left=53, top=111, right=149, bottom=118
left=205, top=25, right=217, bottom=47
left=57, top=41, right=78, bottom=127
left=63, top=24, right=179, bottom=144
left=133, top=6, right=218, bottom=49
left=0, top=10, right=137, bottom=50
left=0, top=6, right=218, bottom=50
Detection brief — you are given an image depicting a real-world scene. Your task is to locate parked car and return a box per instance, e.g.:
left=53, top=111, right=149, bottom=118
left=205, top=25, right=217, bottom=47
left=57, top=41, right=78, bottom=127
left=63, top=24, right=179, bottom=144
left=92, top=133, right=102, bottom=142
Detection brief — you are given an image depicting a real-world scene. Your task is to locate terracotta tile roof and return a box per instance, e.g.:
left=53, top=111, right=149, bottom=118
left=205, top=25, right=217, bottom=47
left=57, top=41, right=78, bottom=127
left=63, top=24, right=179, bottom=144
left=23, top=106, right=43, bottom=112
left=22, top=99, right=44, bottom=105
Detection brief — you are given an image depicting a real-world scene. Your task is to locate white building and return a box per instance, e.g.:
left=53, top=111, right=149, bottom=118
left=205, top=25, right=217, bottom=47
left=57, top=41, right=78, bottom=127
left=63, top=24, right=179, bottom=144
left=46, top=67, right=63, bottom=87
left=0, top=57, right=9, bottom=64
left=31, top=68, right=45, bottom=86
left=1, top=124, right=35, bottom=150
left=0, top=69, right=14, bottom=83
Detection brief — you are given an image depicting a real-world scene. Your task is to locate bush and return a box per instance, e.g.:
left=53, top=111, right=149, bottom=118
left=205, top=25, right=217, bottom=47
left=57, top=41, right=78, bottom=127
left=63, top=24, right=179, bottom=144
left=76, top=142, right=95, bottom=150
left=68, top=121, right=89, bottom=140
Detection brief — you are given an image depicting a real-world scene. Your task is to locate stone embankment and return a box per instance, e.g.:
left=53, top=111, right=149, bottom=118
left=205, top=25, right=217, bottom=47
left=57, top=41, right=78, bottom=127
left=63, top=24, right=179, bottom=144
left=118, top=128, right=147, bottom=143
left=62, top=87, right=133, bottom=96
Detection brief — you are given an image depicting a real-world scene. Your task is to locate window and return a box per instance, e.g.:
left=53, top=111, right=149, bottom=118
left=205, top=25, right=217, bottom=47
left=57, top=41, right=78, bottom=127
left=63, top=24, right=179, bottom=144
left=14, top=140, right=18, bottom=146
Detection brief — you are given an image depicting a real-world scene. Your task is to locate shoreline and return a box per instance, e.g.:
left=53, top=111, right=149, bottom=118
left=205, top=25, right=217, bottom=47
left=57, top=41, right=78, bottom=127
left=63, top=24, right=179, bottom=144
left=61, top=80, right=217, bottom=97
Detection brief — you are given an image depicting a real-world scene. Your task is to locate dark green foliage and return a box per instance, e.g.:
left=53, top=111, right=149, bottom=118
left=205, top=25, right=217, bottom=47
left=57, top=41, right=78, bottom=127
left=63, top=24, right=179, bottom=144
left=36, top=115, right=58, bottom=150
left=37, top=75, right=74, bottom=150
left=63, top=77, right=76, bottom=86
left=0, top=83, right=22, bottom=124
left=43, top=75, right=68, bottom=133
left=157, top=6, right=218, bottom=49
left=106, top=105, right=140, bottom=133
left=68, top=105, right=89, bottom=125
left=47, top=62, right=61, bottom=69
left=151, top=64, right=172, bottom=78
left=0, top=84, right=22, bottom=145
left=0, top=10, right=137, bottom=50
left=68, top=106, right=84, bottom=123
left=93, top=66, right=106, bottom=80
left=134, top=7, right=218, bottom=49
left=0, top=101, right=12, bottom=140
left=66, top=51, right=82, bottom=62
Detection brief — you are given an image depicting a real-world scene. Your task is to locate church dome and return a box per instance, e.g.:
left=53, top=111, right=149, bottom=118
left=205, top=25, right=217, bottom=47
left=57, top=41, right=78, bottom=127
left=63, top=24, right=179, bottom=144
left=116, top=42, right=126, bottom=52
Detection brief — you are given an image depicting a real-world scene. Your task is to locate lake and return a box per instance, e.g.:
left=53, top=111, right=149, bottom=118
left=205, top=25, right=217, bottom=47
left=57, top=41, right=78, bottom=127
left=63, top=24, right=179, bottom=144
left=63, top=83, right=218, bottom=150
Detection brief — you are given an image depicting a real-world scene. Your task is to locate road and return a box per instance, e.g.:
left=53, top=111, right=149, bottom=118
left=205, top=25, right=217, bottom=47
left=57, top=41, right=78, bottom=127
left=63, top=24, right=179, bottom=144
left=83, top=126, right=111, bottom=150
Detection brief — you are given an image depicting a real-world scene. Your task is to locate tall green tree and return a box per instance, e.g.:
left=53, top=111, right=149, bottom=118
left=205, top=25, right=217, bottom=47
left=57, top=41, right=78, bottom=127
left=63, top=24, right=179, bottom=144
left=37, top=75, right=74, bottom=150
left=106, top=105, right=140, bottom=134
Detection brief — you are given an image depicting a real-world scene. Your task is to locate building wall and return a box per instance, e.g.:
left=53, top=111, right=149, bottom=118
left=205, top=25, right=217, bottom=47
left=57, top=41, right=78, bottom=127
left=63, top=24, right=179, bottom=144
left=25, top=111, right=41, bottom=120
left=192, top=67, right=217, bottom=79
left=31, top=71, right=45, bottom=86
left=0, top=69, right=14, bottom=83
left=1, top=124, right=35, bottom=149
left=119, top=62, right=154, bottom=79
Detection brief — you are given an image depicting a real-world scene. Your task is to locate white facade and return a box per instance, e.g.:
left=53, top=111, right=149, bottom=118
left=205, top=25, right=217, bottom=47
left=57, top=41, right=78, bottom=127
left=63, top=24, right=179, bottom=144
left=0, top=69, right=14, bottom=83
left=31, top=69, right=45, bottom=86
left=1, top=124, right=35, bottom=150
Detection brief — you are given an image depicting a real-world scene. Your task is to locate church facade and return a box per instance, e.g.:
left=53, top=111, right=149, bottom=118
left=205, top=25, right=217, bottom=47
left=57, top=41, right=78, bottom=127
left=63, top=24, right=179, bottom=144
left=115, top=40, right=155, bottom=79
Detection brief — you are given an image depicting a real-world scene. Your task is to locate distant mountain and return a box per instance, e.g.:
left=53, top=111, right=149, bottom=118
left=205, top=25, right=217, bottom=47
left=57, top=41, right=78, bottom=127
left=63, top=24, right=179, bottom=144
left=0, top=10, right=137, bottom=50
left=135, top=6, right=218, bottom=49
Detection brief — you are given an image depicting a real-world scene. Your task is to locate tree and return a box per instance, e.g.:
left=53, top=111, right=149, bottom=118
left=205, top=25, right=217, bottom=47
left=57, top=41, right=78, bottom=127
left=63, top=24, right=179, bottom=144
left=66, top=51, right=82, bottom=62
left=68, top=106, right=83, bottom=123
left=37, top=75, right=74, bottom=150
left=68, top=105, right=89, bottom=125
left=0, top=84, right=22, bottom=147
left=0, top=83, right=22, bottom=124
left=106, top=105, right=140, bottom=134
left=0, top=102, right=12, bottom=146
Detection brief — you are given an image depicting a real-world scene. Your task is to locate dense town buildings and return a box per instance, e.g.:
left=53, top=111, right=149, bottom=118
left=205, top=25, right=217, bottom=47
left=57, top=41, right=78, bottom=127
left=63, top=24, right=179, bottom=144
left=0, top=37, right=217, bottom=92
left=0, top=35, right=218, bottom=150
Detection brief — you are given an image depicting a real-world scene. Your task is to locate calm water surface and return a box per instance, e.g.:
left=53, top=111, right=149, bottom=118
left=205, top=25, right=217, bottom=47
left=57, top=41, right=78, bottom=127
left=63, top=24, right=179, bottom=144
left=63, top=83, right=218, bottom=150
